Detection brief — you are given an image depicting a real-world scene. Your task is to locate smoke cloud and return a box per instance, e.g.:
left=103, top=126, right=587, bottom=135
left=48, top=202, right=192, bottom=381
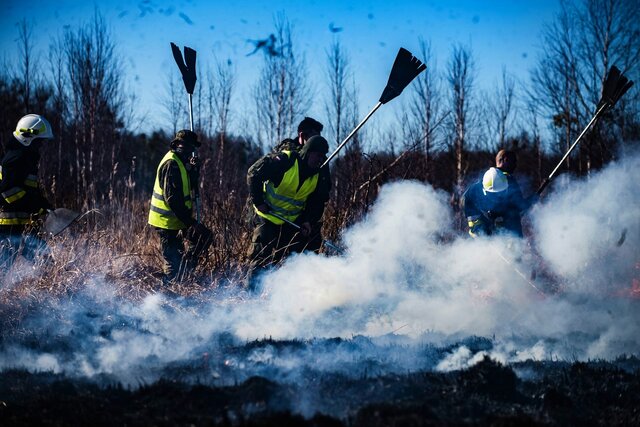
left=1, top=151, right=639, bottom=389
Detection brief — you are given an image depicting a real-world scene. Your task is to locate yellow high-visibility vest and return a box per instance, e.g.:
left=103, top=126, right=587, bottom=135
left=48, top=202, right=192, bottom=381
left=254, top=151, right=319, bottom=225
left=148, top=151, right=192, bottom=230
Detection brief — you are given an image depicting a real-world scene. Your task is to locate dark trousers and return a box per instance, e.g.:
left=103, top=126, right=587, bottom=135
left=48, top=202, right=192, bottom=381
left=0, top=226, right=49, bottom=272
left=246, top=218, right=322, bottom=290
left=155, top=226, right=213, bottom=283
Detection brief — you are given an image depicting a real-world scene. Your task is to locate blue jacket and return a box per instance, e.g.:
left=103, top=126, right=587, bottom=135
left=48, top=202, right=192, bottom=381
left=461, top=171, right=536, bottom=237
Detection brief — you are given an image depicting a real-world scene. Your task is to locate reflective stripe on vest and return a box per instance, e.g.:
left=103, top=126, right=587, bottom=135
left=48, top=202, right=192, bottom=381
left=254, top=151, right=319, bottom=225
left=148, top=151, right=192, bottom=230
left=0, top=211, right=32, bottom=225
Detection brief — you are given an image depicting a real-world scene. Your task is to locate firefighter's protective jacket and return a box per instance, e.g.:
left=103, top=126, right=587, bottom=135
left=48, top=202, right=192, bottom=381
left=462, top=171, right=535, bottom=238
left=0, top=144, right=51, bottom=227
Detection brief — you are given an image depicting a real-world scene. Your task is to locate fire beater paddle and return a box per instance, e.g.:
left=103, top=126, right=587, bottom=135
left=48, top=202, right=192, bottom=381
left=170, top=42, right=197, bottom=130
left=170, top=42, right=201, bottom=221
left=321, top=47, right=426, bottom=168
left=537, top=65, right=634, bottom=195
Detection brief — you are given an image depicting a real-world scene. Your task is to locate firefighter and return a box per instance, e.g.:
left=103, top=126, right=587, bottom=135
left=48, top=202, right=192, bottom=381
left=148, top=130, right=213, bottom=284
left=462, top=150, right=538, bottom=238
left=246, top=135, right=331, bottom=290
left=0, top=114, right=55, bottom=271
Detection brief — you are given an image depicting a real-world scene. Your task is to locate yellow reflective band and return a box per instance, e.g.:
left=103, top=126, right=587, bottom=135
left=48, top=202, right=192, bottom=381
left=150, top=205, right=176, bottom=217
left=0, top=218, right=32, bottom=225
left=255, top=151, right=319, bottom=225
left=25, top=179, right=38, bottom=188
left=0, top=211, right=33, bottom=225
left=2, top=187, right=27, bottom=204
left=19, top=127, right=37, bottom=135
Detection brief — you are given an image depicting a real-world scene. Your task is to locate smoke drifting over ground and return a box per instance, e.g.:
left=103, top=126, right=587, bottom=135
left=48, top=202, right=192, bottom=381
left=1, top=152, right=639, bottom=393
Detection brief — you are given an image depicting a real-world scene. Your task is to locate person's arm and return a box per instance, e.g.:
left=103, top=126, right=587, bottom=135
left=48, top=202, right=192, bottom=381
left=299, top=166, right=331, bottom=225
left=246, top=153, right=292, bottom=208
left=461, top=182, right=482, bottom=218
left=462, top=183, right=491, bottom=236
left=0, top=151, right=31, bottom=207
left=161, top=160, right=195, bottom=227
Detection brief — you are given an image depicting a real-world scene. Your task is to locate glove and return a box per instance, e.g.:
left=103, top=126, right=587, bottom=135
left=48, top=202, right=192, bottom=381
left=467, top=215, right=489, bottom=238
left=186, top=222, right=210, bottom=241
left=300, top=222, right=312, bottom=237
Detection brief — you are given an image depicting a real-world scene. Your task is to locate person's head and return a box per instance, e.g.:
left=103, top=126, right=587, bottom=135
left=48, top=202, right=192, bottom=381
left=482, top=167, right=509, bottom=194
left=13, top=114, right=54, bottom=148
left=297, top=117, right=323, bottom=145
left=300, top=135, right=329, bottom=170
left=495, top=149, right=517, bottom=174
left=170, top=129, right=200, bottom=153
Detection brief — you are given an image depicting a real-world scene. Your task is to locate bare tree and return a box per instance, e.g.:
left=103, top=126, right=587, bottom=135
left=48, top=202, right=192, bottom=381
left=487, top=66, right=517, bottom=149
left=193, top=62, right=204, bottom=133
left=210, top=58, right=235, bottom=185
left=525, top=98, right=544, bottom=183
left=17, top=19, right=35, bottom=112
left=253, top=13, right=312, bottom=150
left=576, top=0, right=640, bottom=166
left=577, top=0, right=640, bottom=108
left=530, top=0, right=639, bottom=174
left=324, top=39, right=351, bottom=147
left=345, top=74, right=362, bottom=154
left=406, top=38, right=442, bottom=180
left=60, top=10, right=127, bottom=207
left=530, top=2, right=581, bottom=170
left=47, top=35, right=68, bottom=182
left=446, top=44, right=476, bottom=201
left=162, top=72, right=185, bottom=135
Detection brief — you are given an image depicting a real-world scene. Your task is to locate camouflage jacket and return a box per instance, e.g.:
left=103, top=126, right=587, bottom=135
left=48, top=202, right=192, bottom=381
left=247, top=150, right=331, bottom=225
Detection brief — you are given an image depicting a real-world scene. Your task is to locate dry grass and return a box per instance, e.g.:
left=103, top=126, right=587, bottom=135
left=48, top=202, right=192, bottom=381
left=0, top=146, right=547, bottom=325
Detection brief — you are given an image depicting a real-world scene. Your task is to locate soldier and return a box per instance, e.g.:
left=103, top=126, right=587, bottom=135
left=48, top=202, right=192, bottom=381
left=246, top=135, right=331, bottom=290
left=148, top=130, right=213, bottom=283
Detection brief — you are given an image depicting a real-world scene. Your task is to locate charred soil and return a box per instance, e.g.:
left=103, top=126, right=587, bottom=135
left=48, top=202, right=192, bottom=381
left=1, top=356, right=639, bottom=426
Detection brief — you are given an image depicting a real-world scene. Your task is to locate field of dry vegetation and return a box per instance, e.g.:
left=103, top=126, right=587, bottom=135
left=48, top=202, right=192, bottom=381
left=1, top=1, right=639, bottom=424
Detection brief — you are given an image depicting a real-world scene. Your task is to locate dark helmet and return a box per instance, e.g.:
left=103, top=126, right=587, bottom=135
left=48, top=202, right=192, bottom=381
left=171, top=129, right=201, bottom=148
left=300, top=135, right=329, bottom=160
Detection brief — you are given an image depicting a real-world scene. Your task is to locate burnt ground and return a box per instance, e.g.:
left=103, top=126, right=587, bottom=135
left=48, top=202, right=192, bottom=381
left=1, top=353, right=639, bottom=426
left=1, top=290, right=639, bottom=426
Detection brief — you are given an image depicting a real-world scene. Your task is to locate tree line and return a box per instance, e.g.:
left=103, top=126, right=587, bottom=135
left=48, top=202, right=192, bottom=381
left=0, top=0, right=638, bottom=284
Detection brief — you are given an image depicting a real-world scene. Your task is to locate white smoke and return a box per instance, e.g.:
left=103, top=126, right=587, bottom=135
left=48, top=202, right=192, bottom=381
left=532, top=154, right=640, bottom=291
left=1, top=151, right=639, bottom=384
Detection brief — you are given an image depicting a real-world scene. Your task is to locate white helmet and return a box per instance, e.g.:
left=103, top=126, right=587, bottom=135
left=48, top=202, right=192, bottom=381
left=482, top=167, right=508, bottom=193
left=13, top=114, right=54, bottom=146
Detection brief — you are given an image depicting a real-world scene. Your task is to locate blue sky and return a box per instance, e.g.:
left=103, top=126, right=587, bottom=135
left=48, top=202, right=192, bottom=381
left=1, top=0, right=561, bottom=136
